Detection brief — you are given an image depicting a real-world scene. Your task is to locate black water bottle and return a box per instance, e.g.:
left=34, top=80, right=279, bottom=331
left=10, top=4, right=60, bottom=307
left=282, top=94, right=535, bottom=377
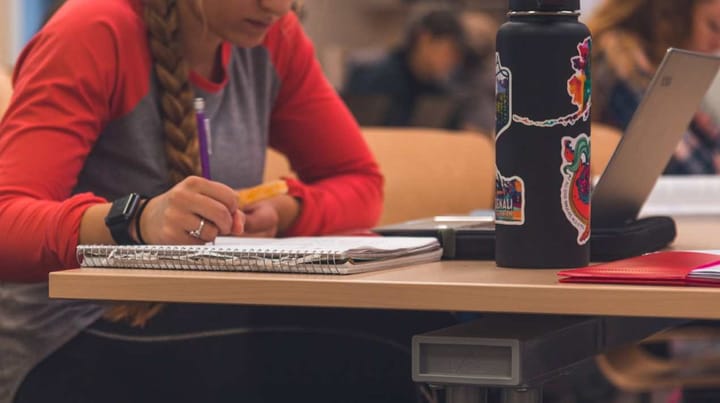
left=494, top=0, right=591, bottom=268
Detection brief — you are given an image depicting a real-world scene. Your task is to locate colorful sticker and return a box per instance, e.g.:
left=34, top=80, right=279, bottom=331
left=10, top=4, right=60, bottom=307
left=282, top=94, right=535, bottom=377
left=495, top=53, right=512, bottom=139
left=560, top=134, right=590, bottom=245
left=495, top=170, right=525, bottom=225
left=513, top=37, right=592, bottom=128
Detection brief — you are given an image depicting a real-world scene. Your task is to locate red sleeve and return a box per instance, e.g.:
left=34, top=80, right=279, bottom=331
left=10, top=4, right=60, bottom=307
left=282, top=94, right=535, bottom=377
left=264, top=14, right=384, bottom=236
left=0, top=7, right=126, bottom=281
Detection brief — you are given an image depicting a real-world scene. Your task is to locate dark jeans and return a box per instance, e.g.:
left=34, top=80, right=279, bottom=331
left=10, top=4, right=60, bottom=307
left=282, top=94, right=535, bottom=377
left=15, top=304, right=458, bottom=403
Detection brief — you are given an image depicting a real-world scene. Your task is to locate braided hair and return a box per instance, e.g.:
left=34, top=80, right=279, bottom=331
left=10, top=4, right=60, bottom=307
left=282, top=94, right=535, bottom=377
left=144, top=0, right=202, bottom=183
left=103, top=0, right=203, bottom=327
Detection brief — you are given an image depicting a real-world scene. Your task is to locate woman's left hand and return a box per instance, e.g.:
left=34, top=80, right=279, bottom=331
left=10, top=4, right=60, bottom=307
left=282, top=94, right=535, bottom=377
left=242, top=200, right=281, bottom=238
left=240, top=194, right=301, bottom=238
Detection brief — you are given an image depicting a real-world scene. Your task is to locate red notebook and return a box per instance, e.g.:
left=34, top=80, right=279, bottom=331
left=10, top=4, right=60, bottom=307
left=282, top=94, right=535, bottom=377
left=557, top=251, right=720, bottom=286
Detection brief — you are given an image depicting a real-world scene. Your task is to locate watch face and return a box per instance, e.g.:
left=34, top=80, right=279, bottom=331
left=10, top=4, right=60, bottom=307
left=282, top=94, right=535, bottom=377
left=105, top=193, right=141, bottom=245
left=106, top=194, right=140, bottom=225
left=119, top=195, right=137, bottom=216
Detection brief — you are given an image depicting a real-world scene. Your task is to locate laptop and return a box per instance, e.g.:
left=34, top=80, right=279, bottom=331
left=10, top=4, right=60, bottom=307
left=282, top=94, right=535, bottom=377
left=375, top=48, right=720, bottom=261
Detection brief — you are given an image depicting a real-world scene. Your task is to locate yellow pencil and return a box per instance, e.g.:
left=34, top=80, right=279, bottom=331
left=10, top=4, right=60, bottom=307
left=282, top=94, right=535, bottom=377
left=237, top=180, right=288, bottom=207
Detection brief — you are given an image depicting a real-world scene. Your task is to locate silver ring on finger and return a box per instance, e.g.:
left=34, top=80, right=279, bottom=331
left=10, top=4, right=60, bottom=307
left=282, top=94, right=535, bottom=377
left=188, top=218, right=205, bottom=239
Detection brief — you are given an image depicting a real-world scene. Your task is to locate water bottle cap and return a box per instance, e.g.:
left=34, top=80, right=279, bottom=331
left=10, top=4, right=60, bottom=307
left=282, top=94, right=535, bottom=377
left=509, top=0, right=580, bottom=12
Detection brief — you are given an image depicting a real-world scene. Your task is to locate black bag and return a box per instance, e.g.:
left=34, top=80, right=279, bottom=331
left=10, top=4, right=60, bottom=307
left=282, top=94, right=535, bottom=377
left=374, top=216, right=676, bottom=262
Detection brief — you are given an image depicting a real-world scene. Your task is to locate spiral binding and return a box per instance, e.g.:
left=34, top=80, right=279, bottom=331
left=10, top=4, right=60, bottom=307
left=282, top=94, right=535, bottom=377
left=77, top=245, right=345, bottom=274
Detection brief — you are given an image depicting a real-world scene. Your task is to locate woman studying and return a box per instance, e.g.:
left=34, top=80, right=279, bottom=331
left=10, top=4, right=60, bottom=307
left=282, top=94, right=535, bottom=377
left=590, top=0, right=720, bottom=174
left=0, top=1, right=455, bottom=402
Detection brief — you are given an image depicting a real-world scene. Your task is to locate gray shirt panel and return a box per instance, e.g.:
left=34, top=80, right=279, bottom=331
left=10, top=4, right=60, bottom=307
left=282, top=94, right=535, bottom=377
left=0, top=45, right=281, bottom=402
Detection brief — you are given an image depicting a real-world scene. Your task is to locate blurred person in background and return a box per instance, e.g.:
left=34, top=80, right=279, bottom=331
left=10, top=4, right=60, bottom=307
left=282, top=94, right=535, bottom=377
left=343, top=9, right=467, bottom=128
left=590, top=0, right=720, bottom=174
left=590, top=3, right=720, bottom=402
left=450, top=11, right=498, bottom=135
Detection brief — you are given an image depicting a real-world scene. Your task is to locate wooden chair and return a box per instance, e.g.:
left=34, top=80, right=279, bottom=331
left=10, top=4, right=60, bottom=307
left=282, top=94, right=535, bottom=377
left=265, top=124, right=623, bottom=226
left=363, top=127, right=495, bottom=225
left=264, top=127, right=496, bottom=226
left=263, top=145, right=294, bottom=183
left=590, top=123, right=622, bottom=178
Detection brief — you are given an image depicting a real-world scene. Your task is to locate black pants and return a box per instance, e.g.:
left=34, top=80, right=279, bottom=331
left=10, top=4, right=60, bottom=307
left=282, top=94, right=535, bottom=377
left=15, top=304, right=458, bottom=403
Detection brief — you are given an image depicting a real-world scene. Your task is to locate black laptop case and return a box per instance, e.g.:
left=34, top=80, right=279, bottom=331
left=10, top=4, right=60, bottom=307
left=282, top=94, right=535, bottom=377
left=374, top=216, right=676, bottom=262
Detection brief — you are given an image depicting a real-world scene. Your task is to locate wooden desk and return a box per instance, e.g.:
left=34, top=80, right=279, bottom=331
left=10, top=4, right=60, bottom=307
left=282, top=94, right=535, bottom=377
left=49, top=217, right=720, bottom=319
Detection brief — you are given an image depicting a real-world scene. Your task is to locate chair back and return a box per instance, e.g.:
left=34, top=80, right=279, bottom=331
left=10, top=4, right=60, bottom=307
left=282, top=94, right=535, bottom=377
left=264, top=128, right=495, bottom=226
left=264, top=124, right=621, bottom=226
left=363, top=127, right=495, bottom=225
left=591, top=123, right=622, bottom=178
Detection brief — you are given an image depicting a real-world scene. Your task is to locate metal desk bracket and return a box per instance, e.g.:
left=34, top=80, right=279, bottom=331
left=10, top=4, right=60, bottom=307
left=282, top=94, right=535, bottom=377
left=412, top=314, right=682, bottom=403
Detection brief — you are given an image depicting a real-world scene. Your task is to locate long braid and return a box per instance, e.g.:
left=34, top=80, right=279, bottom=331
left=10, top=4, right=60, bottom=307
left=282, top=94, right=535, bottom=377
left=103, top=0, right=202, bottom=327
left=144, top=0, right=201, bottom=182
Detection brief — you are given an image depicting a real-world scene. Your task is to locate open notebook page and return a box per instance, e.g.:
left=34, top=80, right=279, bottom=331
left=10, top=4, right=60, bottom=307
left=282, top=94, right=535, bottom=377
left=212, top=236, right=440, bottom=259
left=687, top=250, right=720, bottom=279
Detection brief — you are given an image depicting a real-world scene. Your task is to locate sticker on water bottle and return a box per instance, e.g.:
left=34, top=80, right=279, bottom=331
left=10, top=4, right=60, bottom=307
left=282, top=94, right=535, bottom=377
left=495, top=170, right=525, bottom=225
left=513, top=36, right=592, bottom=128
left=560, top=134, right=590, bottom=245
left=495, top=53, right=512, bottom=140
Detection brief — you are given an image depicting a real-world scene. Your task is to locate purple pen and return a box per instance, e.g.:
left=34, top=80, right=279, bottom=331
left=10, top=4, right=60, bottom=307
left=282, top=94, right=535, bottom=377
left=194, top=97, right=212, bottom=179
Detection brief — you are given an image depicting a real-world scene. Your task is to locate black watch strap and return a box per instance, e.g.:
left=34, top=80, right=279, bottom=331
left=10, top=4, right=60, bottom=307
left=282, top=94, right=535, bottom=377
left=105, top=193, right=141, bottom=245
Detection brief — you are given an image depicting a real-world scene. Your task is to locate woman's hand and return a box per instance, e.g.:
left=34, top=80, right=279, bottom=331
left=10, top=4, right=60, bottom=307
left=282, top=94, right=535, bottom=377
left=240, top=194, right=301, bottom=238
left=242, top=201, right=280, bottom=238
left=139, top=176, right=245, bottom=244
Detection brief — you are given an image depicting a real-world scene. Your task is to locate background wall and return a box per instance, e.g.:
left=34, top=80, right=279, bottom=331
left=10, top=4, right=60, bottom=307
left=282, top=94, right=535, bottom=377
left=0, top=0, right=20, bottom=69
left=581, top=0, right=601, bottom=19
left=0, top=0, right=55, bottom=68
left=0, top=0, right=605, bottom=72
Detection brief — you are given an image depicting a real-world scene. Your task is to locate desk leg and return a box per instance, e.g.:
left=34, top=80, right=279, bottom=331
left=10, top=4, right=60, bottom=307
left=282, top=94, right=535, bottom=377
left=445, top=386, right=488, bottom=403
left=501, top=387, right=542, bottom=403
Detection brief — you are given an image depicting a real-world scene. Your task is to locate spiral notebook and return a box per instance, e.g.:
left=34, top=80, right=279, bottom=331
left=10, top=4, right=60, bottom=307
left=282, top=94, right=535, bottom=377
left=77, top=236, right=442, bottom=275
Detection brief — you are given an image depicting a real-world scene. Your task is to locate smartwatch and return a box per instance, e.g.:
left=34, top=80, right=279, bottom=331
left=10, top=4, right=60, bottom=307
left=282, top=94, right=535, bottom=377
left=105, top=193, right=141, bottom=245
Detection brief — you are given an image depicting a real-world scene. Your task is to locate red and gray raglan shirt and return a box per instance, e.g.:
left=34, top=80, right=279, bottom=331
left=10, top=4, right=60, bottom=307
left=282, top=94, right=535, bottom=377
left=0, top=0, right=383, bottom=399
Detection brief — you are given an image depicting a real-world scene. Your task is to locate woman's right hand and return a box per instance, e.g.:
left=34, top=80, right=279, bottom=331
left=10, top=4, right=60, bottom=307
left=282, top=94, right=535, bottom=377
left=138, top=176, right=245, bottom=244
